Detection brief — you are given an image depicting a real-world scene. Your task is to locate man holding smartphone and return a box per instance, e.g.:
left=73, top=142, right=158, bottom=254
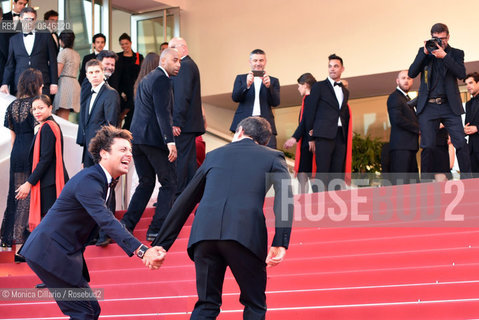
left=231, top=49, right=280, bottom=148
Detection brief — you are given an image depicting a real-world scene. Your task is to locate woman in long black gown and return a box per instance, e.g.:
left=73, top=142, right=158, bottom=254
left=0, top=69, right=43, bottom=251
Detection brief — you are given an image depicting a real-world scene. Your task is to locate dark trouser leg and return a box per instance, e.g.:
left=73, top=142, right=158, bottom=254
left=314, top=128, right=346, bottom=191
left=191, top=241, right=227, bottom=320
left=442, top=113, right=471, bottom=177
left=418, top=110, right=440, bottom=181
left=121, top=144, right=156, bottom=231
left=175, top=133, right=198, bottom=195
left=27, top=260, right=101, bottom=319
left=142, top=145, right=177, bottom=233
left=470, top=152, right=479, bottom=178
left=389, top=150, right=419, bottom=185
left=218, top=241, right=267, bottom=320
left=266, top=135, right=277, bottom=149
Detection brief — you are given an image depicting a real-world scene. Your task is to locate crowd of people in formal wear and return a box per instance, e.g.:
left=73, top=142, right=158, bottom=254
left=0, top=2, right=478, bottom=317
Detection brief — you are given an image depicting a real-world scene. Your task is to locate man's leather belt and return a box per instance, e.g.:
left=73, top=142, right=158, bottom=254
left=428, top=97, right=448, bottom=104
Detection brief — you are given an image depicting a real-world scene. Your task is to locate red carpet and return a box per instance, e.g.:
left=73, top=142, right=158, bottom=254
left=1, top=179, right=479, bottom=319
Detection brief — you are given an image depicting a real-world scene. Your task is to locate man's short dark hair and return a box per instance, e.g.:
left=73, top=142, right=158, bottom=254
left=250, top=49, right=266, bottom=56
left=88, top=125, right=132, bottom=164
left=92, top=33, right=106, bottom=43
left=236, top=117, right=272, bottom=146
left=119, top=33, right=131, bottom=43
left=85, top=58, right=103, bottom=71
left=97, top=50, right=118, bottom=62
left=328, top=53, right=343, bottom=66
left=465, top=72, right=479, bottom=83
left=160, top=41, right=168, bottom=47
left=431, top=23, right=449, bottom=35
left=20, top=7, right=36, bottom=18
left=297, top=73, right=316, bottom=88
left=14, top=0, right=29, bottom=2
left=59, top=30, right=75, bottom=49
left=44, top=10, right=58, bottom=21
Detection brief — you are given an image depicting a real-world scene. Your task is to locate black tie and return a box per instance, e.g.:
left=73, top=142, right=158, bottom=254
left=406, top=94, right=411, bottom=101
left=13, top=13, right=20, bottom=17
left=106, top=178, right=119, bottom=207
left=23, top=32, right=33, bottom=37
left=334, top=82, right=343, bottom=87
left=109, top=177, right=119, bottom=190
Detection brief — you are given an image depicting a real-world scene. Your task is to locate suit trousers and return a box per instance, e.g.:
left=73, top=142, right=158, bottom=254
left=389, top=150, right=419, bottom=185
left=121, top=144, right=177, bottom=233
left=175, top=133, right=198, bottom=195
left=314, top=127, right=346, bottom=190
left=26, top=260, right=101, bottom=320
left=418, top=102, right=471, bottom=179
left=191, top=240, right=267, bottom=320
left=470, top=151, right=479, bottom=178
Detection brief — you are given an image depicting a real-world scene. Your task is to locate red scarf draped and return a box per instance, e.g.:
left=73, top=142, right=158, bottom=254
left=29, top=120, right=66, bottom=231
left=294, top=95, right=307, bottom=177
left=135, top=52, right=140, bottom=65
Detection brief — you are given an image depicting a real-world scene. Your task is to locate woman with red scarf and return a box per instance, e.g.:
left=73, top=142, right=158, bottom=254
left=16, top=95, right=69, bottom=231
left=284, top=73, right=317, bottom=193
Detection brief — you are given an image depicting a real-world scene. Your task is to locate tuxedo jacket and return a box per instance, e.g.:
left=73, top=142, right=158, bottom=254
left=2, top=31, right=58, bottom=92
left=76, top=82, right=120, bottom=162
left=387, top=89, right=419, bottom=151
left=130, top=67, right=174, bottom=149
left=27, top=118, right=69, bottom=188
left=408, top=46, right=466, bottom=116
left=466, top=97, right=479, bottom=153
left=307, top=79, right=350, bottom=140
left=78, top=52, right=97, bottom=85
left=230, top=74, right=280, bottom=134
left=20, top=164, right=141, bottom=286
left=152, top=138, right=293, bottom=261
left=171, top=55, right=205, bottom=135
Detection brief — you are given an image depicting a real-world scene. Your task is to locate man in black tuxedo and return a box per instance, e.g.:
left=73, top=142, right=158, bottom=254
left=0, top=0, right=28, bottom=85
left=78, top=33, right=106, bottom=85
left=231, top=49, right=280, bottom=149
left=76, top=59, right=120, bottom=168
left=153, top=116, right=293, bottom=319
left=464, top=72, right=479, bottom=176
left=408, top=23, right=471, bottom=180
left=307, top=54, right=350, bottom=190
left=0, top=7, right=58, bottom=96
left=120, top=48, right=180, bottom=241
left=387, top=70, right=420, bottom=184
left=44, top=10, right=59, bottom=54
left=168, top=37, right=205, bottom=195
left=20, top=125, right=166, bottom=320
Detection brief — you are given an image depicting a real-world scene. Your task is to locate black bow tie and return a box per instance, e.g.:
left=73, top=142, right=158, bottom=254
left=23, top=32, right=33, bottom=37
left=91, top=90, right=96, bottom=95
left=109, top=177, right=119, bottom=190
left=334, top=82, right=343, bottom=87
left=13, top=13, right=20, bottom=17
left=405, top=94, right=411, bottom=101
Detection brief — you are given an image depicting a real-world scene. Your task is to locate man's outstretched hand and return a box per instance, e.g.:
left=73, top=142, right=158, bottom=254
left=265, top=246, right=286, bottom=268
left=143, top=246, right=167, bottom=270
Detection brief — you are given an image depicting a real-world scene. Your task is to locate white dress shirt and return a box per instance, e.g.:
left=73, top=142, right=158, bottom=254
left=252, top=76, right=263, bottom=116
left=99, top=163, right=112, bottom=202
left=89, top=81, right=105, bottom=114
left=23, top=31, right=35, bottom=56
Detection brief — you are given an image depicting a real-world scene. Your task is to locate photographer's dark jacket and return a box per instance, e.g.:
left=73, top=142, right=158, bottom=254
left=408, top=45, right=466, bottom=116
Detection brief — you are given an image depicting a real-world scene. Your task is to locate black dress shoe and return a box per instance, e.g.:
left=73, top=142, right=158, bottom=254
left=35, top=283, right=47, bottom=289
left=14, top=254, right=26, bottom=263
left=146, top=232, right=158, bottom=242
left=95, top=235, right=111, bottom=247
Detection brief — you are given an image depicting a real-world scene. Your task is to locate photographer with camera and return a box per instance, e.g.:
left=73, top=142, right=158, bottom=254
left=408, top=23, right=471, bottom=180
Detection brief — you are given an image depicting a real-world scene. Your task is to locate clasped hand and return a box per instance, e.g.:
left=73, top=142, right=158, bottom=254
left=142, top=246, right=167, bottom=270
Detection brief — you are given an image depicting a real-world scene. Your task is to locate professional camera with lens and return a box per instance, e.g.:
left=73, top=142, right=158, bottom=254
left=425, top=37, right=443, bottom=54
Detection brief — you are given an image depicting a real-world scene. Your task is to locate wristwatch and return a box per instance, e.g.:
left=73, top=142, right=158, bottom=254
left=136, top=244, right=149, bottom=258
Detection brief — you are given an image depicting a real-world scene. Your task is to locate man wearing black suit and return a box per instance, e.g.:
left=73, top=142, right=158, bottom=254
left=387, top=70, right=420, bottom=184
left=307, top=54, right=350, bottom=190
left=44, top=10, right=59, bottom=54
left=20, top=126, right=166, bottom=320
left=408, top=23, right=471, bottom=180
left=464, top=72, right=479, bottom=176
left=120, top=48, right=180, bottom=241
left=231, top=49, right=280, bottom=149
left=0, top=7, right=58, bottom=96
left=0, top=0, right=27, bottom=84
left=153, top=116, right=293, bottom=319
left=76, top=59, right=120, bottom=168
left=168, top=37, right=206, bottom=195
left=78, top=33, right=106, bottom=85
